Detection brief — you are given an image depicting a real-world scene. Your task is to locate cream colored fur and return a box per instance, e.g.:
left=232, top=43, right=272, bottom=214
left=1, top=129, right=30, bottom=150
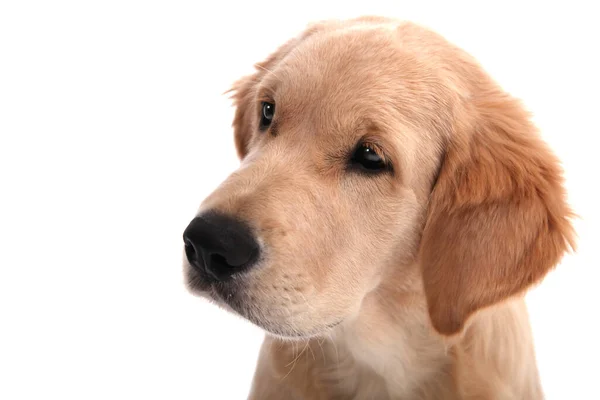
left=185, top=17, right=574, bottom=399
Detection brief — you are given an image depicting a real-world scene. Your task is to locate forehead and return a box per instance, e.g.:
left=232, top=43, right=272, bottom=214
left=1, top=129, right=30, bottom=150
left=260, top=26, right=455, bottom=140
left=265, top=29, right=404, bottom=122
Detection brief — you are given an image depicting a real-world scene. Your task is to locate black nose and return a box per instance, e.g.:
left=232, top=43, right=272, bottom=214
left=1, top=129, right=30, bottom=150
left=183, top=212, right=260, bottom=281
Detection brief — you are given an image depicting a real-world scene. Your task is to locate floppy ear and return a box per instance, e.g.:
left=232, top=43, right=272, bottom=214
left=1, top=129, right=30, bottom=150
left=420, top=87, right=575, bottom=335
left=229, top=57, right=276, bottom=159
left=229, top=23, right=326, bottom=159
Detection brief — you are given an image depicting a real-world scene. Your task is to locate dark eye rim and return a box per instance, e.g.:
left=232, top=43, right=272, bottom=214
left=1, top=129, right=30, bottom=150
left=259, top=101, right=275, bottom=130
left=348, top=141, right=394, bottom=175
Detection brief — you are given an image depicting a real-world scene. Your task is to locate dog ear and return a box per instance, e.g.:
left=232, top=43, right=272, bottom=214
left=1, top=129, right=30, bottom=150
left=228, top=50, right=283, bottom=159
left=420, top=87, right=575, bottom=335
left=229, top=23, right=326, bottom=159
left=228, top=73, right=257, bottom=160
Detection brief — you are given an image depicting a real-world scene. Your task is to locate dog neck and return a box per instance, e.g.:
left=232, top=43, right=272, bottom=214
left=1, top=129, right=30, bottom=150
left=325, top=265, right=456, bottom=398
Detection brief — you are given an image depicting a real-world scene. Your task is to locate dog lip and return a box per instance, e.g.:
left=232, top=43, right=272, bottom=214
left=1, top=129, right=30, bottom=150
left=184, top=262, right=221, bottom=296
left=210, top=281, right=244, bottom=309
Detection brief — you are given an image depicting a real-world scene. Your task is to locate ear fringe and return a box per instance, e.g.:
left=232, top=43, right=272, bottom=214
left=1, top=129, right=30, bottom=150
left=420, top=86, right=575, bottom=335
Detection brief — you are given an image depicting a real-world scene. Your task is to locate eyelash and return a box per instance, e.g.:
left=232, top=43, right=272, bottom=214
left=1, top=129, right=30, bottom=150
left=347, top=141, right=394, bottom=175
left=361, top=142, right=386, bottom=159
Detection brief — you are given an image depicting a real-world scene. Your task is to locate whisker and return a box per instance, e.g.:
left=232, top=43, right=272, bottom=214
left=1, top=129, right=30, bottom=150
left=326, top=332, right=340, bottom=368
left=255, top=64, right=279, bottom=79
left=317, top=337, right=327, bottom=364
left=282, top=339, right=310, bottom=380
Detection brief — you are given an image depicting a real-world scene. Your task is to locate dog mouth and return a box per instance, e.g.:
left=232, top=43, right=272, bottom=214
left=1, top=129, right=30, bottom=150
left=184, top=265, right=212, bottom=293
left=214, top=288, right=344, bottom=340
left=185, top=266, right=240, bottom=303
left=186, top=266, right=251, bottom=313
left=185, top=264, right=345, bottom=339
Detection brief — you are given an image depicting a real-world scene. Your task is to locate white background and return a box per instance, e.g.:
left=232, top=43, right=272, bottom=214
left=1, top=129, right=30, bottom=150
left=1, top=1, right=599, bottom=399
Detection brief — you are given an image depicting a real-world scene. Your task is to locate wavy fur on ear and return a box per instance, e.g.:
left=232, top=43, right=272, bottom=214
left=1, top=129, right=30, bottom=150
left=420, top=86, right=575, bottom=335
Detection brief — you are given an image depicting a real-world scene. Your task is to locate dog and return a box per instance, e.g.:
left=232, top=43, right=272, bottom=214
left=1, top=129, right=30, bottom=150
left=182, top=16, right=574, bottom=399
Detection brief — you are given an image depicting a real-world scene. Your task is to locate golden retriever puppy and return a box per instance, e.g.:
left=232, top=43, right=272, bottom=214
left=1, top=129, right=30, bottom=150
left=183, top=16, right=574, bottom=399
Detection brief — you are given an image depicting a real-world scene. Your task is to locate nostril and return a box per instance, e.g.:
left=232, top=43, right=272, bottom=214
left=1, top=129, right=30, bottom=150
left=211, top=250, right=257, bottom=269
left=204, top=250, right=257, bottom=281
left=210, top=253, right=228, bottom=268
left=207, top=253, right=236, bottom=277
left=184, top=238, right=200, bottom=267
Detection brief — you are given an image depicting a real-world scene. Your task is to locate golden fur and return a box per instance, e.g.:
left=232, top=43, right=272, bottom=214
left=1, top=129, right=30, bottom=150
left=185, top=16, right=574, bottom=399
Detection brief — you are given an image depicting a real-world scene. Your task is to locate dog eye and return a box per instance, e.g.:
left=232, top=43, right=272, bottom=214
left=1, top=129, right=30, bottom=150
left=260, top=102, right=275, bottom=129
left=351, top=143, right=387, bottom=172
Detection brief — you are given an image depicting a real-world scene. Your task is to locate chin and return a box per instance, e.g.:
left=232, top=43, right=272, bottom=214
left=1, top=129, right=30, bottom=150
left=261, top=321, right=343, bottom=341
left=185, top=266, right=341, bottom=340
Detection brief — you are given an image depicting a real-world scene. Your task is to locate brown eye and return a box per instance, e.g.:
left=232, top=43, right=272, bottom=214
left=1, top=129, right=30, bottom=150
left=351, top=143, right=387, bottom=172
left=260, top=102, right=275, bottom=129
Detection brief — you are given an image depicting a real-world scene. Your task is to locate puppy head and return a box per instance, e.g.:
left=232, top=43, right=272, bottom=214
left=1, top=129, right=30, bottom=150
left=183, top=18, right=574, bottom=338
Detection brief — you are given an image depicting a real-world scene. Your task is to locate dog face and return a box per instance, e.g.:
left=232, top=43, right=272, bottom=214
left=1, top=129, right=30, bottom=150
left=183, top=18, right=574, bottom=338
